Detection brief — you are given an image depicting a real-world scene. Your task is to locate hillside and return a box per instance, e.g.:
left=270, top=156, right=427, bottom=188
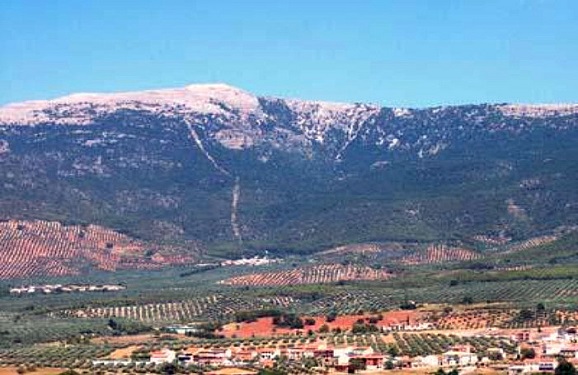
left=0, top=84, right=577, bottom=261
left=0, top=220, right=198, bottom=279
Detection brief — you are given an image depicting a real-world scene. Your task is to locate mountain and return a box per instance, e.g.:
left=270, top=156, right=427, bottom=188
left=0, top=83, right=577, bottom=259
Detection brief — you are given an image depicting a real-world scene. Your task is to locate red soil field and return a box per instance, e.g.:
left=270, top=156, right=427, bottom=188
left=220, top=311, right=422, bottom=338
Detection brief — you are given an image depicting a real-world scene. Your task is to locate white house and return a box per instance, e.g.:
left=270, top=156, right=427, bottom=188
left=411, top=355, right=440, bottom=368
left=165, top=323, right=202, bottom=335
left=333, top=346, right=354, bottom=357
left=149, top=348, right=176, bottom=364
left=441, top=351, right=478, bottom=366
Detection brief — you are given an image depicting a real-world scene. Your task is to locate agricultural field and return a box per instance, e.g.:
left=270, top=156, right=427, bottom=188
left=58, top=294, right=285, bottom=323
left=0, top=232, right=575, bottom=374
left=0, top=329, right=518, bottom=368
left=500, top=235, right=559, bottom=254
left=0, top=220, right=198, bottom=279
left=219, top=264, right=394, bottom=286
left=400, top=244, right=481, bottom=265
left=391, top=332, right=517, bottom=357
left=0, top=344, right=115, bottom=370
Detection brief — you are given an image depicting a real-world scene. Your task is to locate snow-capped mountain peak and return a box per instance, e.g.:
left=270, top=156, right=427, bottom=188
left=0, top=83, right=261, bottom=126
left=1, top=84, right=578, bottom=158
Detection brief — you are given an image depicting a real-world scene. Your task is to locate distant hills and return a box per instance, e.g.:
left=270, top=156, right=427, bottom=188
left=0, top=83, right=576, bottom=263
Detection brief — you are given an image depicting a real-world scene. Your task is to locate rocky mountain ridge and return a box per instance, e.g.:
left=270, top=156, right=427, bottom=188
left=0, top=83, right=576, bottom=259
left=1, top=83, right=577, bottom=161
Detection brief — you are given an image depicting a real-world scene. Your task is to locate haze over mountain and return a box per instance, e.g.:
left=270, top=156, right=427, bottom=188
left=0, top=83, right=577, bottom=259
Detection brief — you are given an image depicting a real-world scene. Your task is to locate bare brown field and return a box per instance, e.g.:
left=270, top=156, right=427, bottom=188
left=108, top=345, right=142, bottom=359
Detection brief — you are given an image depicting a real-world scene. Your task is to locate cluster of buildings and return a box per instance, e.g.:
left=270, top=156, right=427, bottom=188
left=9, top=283, right=126, bottom=295
left=95, top=343, right=503, bottom=373
left=220, top=256, right=282, bottom=267
left=503, top=327, right=578, bottom=374
left=90, top=325, right=578, bottom=374
left=128, top=345, right=393, bottom=371
left=163, top=323, right=204, bottom=335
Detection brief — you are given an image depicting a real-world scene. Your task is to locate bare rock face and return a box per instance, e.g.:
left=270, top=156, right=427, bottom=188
left=2, top=84, right=577, bottom=161
left=497, top=104, right=578, bottom=118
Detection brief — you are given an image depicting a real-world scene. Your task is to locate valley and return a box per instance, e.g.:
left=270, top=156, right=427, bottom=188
left=0, top=85, right=576, bottom=374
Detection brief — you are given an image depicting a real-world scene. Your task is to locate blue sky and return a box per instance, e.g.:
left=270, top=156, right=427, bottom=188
left=1, top=0, right=577, bottom=107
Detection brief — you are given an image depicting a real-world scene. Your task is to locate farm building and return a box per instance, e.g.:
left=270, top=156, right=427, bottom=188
left=150, top=348, right=176, bottom=364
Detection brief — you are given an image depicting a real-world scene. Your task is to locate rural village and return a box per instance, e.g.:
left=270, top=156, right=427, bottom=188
left=57, top=310, right=578, bottom=375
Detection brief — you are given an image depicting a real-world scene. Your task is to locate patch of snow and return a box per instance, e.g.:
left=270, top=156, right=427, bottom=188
left=427, top=142, right=447, bottom=155
left=370, top=160, right=389, bottom=170
left=284, top=99, right=380, bottom=149
left=388, top=137, right=400, bottom=149
left=83, top=139, right=105, bottom=147
left=393, top=107, right=411, bottom=117
left=0, top=83, right=261, bottom=126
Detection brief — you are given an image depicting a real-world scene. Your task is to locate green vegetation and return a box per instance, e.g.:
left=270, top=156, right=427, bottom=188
left=556, top=358, right=577, bottom=375
left=1, top=108, right=577, bottom=257
left=272, top=313, right=304, bottom=329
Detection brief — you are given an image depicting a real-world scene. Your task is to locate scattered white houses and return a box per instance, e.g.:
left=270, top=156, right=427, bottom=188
left=221, top=256, right=281, bottom=267
left=441, top=347, right=478, bottom=367
left=92, top=359, right=145, bottom=366
left=404, top=322, right=436, bottom=331
left=164, top=323, right=203, bottom=335
left=9, top=283, right=125, bottom=295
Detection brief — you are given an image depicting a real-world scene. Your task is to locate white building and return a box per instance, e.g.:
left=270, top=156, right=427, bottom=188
left=149, top=348, right=176, bottom=364
left=441, top=351, right=478, bottom=366
left=411, top=355, right=440, bottom=368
